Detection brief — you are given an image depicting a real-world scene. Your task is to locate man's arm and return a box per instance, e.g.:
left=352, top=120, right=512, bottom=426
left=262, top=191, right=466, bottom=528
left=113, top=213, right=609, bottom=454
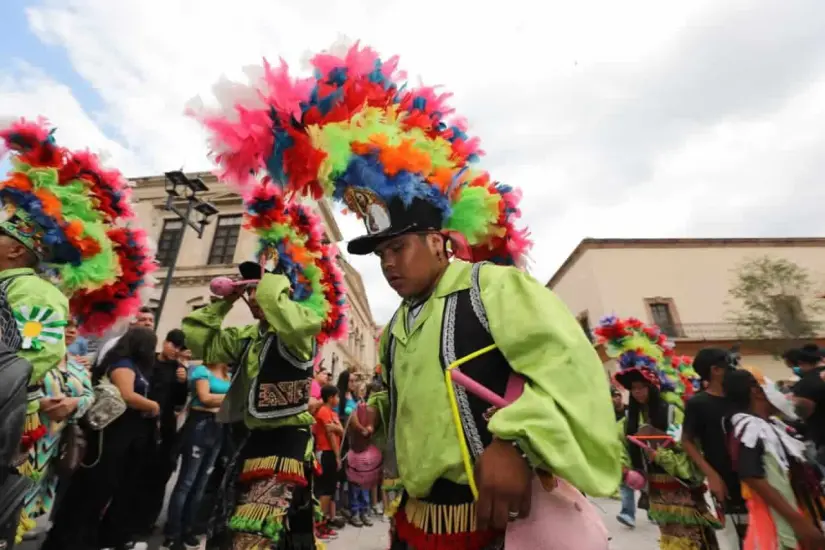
left=7, top=276, right=69, bottom=385
left=481, top=265, right=622, bottom=497
left=254, top=273, right=322, bottom=360
left=181, top=299, right=246, bottom=366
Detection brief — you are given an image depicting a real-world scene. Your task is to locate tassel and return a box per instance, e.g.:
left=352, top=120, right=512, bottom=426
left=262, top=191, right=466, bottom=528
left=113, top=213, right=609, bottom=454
left=239, top=455, right=308, bottom=486
left=394, top=506, right=501, bottom=550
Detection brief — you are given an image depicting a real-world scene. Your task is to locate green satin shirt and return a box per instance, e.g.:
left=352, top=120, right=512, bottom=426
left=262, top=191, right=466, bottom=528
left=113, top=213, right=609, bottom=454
left=370, top=260, right=622, bottom=499
left=182, top=273, right=321, bottom=429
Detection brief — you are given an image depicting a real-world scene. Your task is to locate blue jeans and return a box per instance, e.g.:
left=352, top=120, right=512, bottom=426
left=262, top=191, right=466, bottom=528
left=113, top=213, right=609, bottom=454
left=165, top=411, right=224, bottom=539
left=619, top=484, right=636, bottom=520
left=349, top=484, right=370, bottom=515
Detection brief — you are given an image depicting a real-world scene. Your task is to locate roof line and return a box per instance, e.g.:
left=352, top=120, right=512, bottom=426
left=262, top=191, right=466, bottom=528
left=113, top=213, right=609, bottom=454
left=546, top=237, right=825, bottom=289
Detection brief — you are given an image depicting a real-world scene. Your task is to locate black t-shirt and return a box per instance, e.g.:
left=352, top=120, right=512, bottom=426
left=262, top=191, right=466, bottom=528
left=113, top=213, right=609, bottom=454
left=149, top=355, right=188, bottom=438
left=792, top=367, right=825, bottom=447
left=683, top=391, right=743, bottom=505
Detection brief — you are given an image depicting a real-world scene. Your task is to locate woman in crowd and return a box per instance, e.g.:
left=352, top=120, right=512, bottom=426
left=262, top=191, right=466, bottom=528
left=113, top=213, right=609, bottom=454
left=162, top=362, right=230, bottom=550
left=43, top=326, right=160, bottom=550
left=726, top=367, right=825, bottom=550
left=18, top=318, right=95, bottom=541
left=597, top=316, right=721, bottom=550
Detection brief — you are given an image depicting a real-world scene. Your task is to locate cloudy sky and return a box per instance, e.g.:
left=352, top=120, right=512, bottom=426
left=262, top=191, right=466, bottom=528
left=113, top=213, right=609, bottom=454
left=3, top=0, right=825, bottom=323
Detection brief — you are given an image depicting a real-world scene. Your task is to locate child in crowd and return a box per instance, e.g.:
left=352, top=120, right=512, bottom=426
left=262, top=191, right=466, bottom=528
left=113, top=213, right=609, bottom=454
left=314, top=385, right=345, bottom=540
left=725, top=368, right=825, bottom=550
left=346, top=382, right=377, bottom=528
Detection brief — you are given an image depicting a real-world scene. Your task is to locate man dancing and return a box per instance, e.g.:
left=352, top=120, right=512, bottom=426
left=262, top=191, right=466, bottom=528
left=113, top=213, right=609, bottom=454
left=189, top=40, right=621, bottom=549
left=181, top=184, right=346, bottom=550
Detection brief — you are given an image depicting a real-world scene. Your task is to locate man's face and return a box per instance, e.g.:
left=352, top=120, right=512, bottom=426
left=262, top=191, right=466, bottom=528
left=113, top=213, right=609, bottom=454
left=162, top=339, right=182, bottom=360
left=375, top=233, right=440, bottom=299
left=133, top=312, right=155, bottom=330
left=65, top=321, right=78, bottom=346
left=612, top=393, right=623, bottom=411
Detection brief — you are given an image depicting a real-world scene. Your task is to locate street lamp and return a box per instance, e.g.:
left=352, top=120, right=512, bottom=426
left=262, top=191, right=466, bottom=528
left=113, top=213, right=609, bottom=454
left=154, top=171, right=218, bottom=328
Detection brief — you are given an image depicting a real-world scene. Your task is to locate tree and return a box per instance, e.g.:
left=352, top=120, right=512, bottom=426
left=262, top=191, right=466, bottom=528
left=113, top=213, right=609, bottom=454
left=728, top=256, right=824, bottom=340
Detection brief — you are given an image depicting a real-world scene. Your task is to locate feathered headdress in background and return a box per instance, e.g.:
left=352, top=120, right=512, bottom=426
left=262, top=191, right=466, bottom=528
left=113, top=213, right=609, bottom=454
left=242, top=183, right=347, bottom=344
left=0, top=118, right=156, bottom=335
left=188, top=41, right=531, bottom=267
left=594, top=316, right=674, bottom=391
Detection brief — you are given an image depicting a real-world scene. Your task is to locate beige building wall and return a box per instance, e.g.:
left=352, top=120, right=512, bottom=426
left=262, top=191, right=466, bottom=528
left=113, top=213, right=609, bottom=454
left=548, top=238, right=825, bottom=380
left=130, top=172, right=378, bottom=376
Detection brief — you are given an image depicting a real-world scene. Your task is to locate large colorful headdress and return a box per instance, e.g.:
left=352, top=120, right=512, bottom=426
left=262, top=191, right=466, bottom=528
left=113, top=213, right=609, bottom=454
left=242, top=182, right=347, bottom=344
left=0, top=118, right=156, bottom=335
left=188, top=40, right=531, bottom=266
left=595, top=316, right=675, bottom=391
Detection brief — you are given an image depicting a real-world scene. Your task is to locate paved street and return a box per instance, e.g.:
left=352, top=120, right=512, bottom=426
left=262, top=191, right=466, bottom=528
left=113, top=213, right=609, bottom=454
left=20, top=493, right=660, bottom=549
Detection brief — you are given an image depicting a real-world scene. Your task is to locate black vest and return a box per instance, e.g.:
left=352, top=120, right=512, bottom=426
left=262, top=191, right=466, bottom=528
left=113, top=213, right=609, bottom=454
left=385, top=262, right=512, bottom=466
left=247, top=333, right=316, bottom=420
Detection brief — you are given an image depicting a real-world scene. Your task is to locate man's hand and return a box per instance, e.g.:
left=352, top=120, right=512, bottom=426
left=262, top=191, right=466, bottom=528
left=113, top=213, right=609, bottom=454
left=41, top=396, right=79, bottom=422
left=176, top=366, right=187, bottom=383
left=707, top=471, right=728, bottom=504
left=475, top=439, right=532, bottom=531
left=225, top=286, right=246, bottom=304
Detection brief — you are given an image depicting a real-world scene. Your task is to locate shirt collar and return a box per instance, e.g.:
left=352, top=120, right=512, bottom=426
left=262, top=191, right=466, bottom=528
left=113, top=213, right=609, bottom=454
left=0, top=267, right=35, bottom=281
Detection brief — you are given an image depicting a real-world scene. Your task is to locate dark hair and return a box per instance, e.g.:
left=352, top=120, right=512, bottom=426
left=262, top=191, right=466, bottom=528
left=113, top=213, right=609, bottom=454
left=693, top=348, right=733, bottom=382
left=723, top=369, right=758, bottom=413
left=321, top=384, right=339, bottom=403
left=783, top=344, right=821, bottom=366
left=625, top=382, right=669, bottom=471
left=336, top=370, right=351, bottom=417
left=138, top=306, right=153, bottom=315
left=93, top=326, right=158, bottom=383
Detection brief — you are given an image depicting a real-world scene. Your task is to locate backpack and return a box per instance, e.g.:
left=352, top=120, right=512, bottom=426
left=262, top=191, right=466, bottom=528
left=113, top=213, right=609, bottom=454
left=0, top=342, right=34, bottom=532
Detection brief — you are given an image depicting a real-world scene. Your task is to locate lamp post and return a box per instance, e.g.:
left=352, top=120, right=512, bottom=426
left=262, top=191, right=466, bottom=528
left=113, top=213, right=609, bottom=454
left=154, top=171, right=219, bottom=328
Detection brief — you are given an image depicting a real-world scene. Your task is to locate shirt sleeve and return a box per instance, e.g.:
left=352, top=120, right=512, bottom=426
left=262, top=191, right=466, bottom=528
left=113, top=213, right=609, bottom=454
left=482, top=264, right=623, bottom=496
left=736, top=439, right=766, bottom=479
left=254, top=273, right=322, bottom=360
left=7, top=276, right=69, bottom=386
left=189, top=365, right=210, bottom=383
left=181, top=300, right=247, bottom=366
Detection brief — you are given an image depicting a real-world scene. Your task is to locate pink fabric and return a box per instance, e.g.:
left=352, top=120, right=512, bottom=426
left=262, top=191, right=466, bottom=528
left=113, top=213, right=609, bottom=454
left=311, top=380, right=321, bottom=400
left=505, top=476, right=610, bottom=550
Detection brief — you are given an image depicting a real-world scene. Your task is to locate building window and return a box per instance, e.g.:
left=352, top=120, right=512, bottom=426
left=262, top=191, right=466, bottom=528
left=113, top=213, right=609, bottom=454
left=208, top=215, right=242, bottom=265
left=156, top=219, right=184, bottom=267
left=577, top=312, right=592, bottom=342
left=647, top=299, right=679, bottom=337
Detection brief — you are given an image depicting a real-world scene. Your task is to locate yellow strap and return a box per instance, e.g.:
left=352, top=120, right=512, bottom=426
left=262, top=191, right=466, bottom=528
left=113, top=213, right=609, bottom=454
left=444, top=343, right=499, bottom=501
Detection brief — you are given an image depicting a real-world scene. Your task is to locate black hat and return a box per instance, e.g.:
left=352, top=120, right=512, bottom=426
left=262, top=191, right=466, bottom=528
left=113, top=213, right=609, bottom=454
left=345, top=188, right=444, bottom=255
left=165, top=328, right=186, bottom=350
left=239, top=261, right=266, bottom=281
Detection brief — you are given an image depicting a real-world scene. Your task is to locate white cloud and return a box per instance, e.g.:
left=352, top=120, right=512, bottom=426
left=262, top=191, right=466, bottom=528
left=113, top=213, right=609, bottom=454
left=4, top=0, right=825, bottom=323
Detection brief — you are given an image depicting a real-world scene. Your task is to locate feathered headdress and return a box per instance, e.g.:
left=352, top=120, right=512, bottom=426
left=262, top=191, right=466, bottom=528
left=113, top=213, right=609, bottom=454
left=594, top=316, right=675, bottom=391
left=243, top=182, right=347, bottom=344
left=188, top=40, right=531, bottom=267
left=660, top=355, right=701, bottom=402
left=0, top=117, right=156, bottom=335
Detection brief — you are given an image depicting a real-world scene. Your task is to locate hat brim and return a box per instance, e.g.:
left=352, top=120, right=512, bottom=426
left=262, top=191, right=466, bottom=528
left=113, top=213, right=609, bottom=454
left=239, top=261, right=268, bottom=281
left=614, top=367, right=659, bottom=391
left=346, top=224, right=418, bottom=255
